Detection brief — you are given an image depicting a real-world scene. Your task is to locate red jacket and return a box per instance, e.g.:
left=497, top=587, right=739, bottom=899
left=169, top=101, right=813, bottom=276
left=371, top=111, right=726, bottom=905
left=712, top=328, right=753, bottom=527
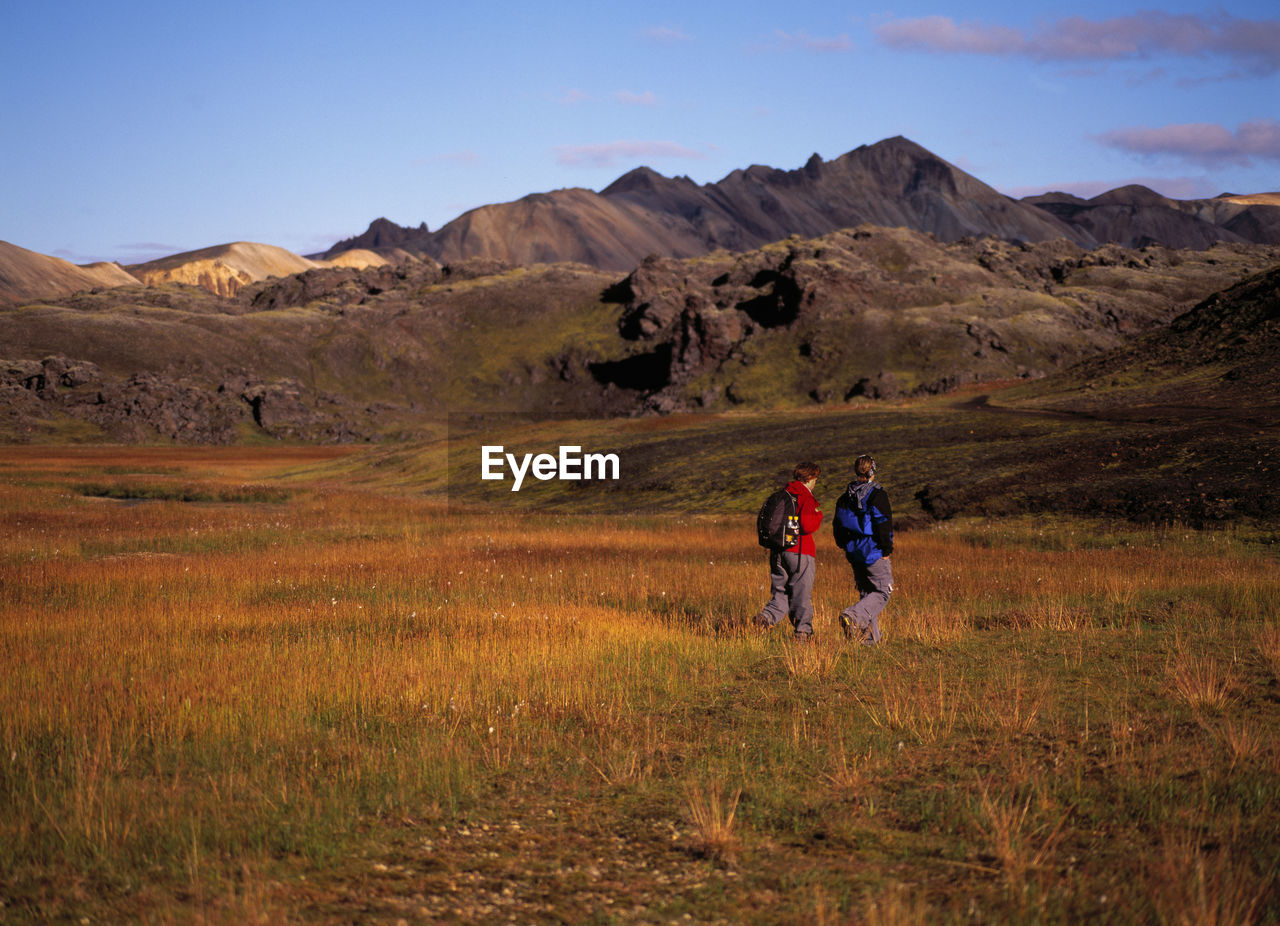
left=785, top=480, right=824, bottom=557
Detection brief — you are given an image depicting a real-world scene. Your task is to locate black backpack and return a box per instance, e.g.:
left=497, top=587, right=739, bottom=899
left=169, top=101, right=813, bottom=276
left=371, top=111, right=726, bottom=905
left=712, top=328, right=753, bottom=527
left=757, top=489, right=800, bottom=551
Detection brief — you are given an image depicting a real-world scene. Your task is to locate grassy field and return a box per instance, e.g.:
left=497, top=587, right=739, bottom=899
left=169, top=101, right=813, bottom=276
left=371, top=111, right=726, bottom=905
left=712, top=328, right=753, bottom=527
left=1, top=444, right=1278, bottom=923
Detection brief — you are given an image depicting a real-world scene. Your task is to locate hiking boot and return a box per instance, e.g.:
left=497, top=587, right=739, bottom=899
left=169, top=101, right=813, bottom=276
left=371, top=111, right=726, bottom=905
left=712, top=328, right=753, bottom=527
left=840, top=613, right=874, bottom=645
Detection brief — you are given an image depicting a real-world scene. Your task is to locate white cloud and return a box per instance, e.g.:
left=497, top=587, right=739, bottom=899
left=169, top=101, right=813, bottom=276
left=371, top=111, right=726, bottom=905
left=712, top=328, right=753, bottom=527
left=644, top=25, right=691, bottom=44
left=876, top=12, right=1280, bottom=76
left=1097, top=119, right=1280, bottom=167
left=555, top=140, right=706, bottom=169
left=108, top=242, right=189, bottom=263
left=768, top=29, right=853, bottom=54
left=557, top=88, right=595, bottom=105
left=615, top=90, right=657, bottom=106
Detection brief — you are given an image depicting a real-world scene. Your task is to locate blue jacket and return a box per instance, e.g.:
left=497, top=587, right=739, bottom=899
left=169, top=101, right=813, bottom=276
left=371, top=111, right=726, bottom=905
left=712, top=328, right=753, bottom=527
left=833, top=480, right=893, bottom=565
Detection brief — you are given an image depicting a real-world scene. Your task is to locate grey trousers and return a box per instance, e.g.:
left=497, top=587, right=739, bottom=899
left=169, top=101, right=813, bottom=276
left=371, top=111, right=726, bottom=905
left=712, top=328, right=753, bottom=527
left=840, top=556, right=893, bottom=644
left=757, top=551, right=815, bottom=638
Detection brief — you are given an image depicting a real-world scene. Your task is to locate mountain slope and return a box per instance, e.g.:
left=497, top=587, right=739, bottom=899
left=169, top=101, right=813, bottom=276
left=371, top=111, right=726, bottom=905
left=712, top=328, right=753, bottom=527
left=0, top=241, right=139, bottom=307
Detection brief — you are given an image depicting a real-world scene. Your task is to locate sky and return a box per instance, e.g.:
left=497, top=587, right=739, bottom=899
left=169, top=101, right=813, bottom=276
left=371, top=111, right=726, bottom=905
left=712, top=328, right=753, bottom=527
left=2, top=0, right=1278, bottom=265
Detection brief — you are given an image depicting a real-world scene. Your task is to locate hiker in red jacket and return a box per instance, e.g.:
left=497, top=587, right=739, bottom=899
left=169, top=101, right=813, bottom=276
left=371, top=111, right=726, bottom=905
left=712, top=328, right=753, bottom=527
left=754, top=461, right=824, bottom=642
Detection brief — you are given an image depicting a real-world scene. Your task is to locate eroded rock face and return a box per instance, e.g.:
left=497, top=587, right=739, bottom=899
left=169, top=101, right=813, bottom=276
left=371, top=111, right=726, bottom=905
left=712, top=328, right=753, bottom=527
left=2, top=356, right=102, bottom=393
left=617, top=256, right=692, bottom=339
left=98, top=373, right=241, bottom=443
left=610, top=248, right=807, bottom=388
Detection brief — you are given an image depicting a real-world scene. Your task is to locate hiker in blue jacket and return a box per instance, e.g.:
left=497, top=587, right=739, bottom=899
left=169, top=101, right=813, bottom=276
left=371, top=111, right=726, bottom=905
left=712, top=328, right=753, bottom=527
left=832, top=454, right=893, bottom=645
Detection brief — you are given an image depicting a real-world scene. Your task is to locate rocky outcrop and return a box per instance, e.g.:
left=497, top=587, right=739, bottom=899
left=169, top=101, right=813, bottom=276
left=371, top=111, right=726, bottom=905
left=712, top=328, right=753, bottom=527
left=322, top=218, right=432, bottom=258
left=1057, top=263, right=1280, bottom=402
left=591, top=226, right=1280, bottom=413
left=0, top=354, right=371, bottom=444
left=249, top=264, right=410, bottom=310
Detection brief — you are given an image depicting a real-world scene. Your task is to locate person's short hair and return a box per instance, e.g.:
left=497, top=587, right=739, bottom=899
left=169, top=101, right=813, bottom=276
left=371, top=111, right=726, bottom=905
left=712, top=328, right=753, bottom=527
left=793, top=461, right=820, bottom=482
left=854, top=454, right=876, bottom=481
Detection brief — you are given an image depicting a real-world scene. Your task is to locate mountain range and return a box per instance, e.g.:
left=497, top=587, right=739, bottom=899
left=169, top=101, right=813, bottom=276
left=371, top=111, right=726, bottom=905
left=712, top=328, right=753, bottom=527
left=322, top=136, right=1280, bottom=270
left=4, top=137, right=1279, bottom=309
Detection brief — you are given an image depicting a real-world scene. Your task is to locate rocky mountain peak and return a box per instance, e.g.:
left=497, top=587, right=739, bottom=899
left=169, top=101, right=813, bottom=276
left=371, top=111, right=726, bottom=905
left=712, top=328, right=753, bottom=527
left=602, top=166, right=675, bottom=195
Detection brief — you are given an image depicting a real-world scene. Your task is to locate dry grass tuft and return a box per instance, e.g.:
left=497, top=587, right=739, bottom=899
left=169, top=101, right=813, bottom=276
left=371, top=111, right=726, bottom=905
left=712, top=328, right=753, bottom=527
left=781, top=635, right=843, bottom=679
left=975, top=667, right=1049, bottom=735
left=974, top=779, right=1069, bottom=887
left=1257, top=624, right=1280, bottom=682
left=1150, top=837, right=1270, bottom=926
left=861, top=882, right=933, bottom=926
left=1166, top=638, right=1240, bottom=712
left=823, top=735, right=872, bottom=792
left=683, top=781, right=742, bottom=864
left=853, top=667, right=959, bottom=744
left=1216, top=717, right=1265, bottom=768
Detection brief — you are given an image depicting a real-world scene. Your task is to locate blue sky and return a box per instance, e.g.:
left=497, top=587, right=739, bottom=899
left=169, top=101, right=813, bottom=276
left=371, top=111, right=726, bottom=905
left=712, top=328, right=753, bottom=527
left=3, top=1, right=1278, bottom=264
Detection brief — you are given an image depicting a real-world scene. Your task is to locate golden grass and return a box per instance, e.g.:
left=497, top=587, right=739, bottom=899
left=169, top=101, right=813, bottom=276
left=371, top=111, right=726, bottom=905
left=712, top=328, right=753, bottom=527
left=2, top=446, right=1278, bottom=922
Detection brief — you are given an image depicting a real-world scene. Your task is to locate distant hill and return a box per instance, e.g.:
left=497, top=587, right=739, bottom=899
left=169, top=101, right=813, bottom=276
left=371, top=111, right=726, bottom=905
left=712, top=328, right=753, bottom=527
left=127, top=242, right=329, bottom=297
left=1023, top=185, right=1280, bottom=250
left=325, top=137, right=1087, bottom=270
left=2, top=240, right=395, bottom=305
left=0, top=241, right=139, bottom=307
